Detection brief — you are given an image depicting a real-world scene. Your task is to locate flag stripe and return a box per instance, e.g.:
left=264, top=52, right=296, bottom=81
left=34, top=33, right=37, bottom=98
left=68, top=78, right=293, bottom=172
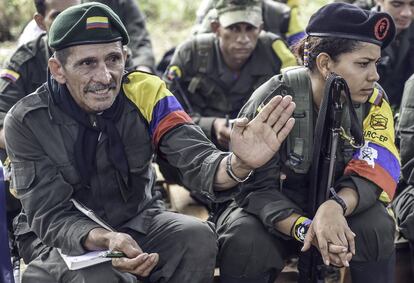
left=345, top=159, right=396, bottom=199
left=149, top=96, right=183, bottom=135
left=153, top=111, right=192, bottom=145
left=352, top=142, right=400, bottom=182
left=86, top=23, right=109, bottom=29
left=0, top=69, right=20, bottom=82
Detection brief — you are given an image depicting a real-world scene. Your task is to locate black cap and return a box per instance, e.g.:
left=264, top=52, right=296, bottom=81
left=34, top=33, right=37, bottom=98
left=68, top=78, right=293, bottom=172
left=306, top=3, right=395, bottom=49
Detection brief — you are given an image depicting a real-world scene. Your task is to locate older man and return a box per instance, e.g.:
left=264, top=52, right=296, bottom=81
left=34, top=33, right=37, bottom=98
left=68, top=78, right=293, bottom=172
left=4, top=2, right=295, bottom=283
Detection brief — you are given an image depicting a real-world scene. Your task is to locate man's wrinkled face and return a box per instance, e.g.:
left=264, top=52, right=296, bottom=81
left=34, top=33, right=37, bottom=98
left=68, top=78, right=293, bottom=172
left=51, top=41, right=127, bottom=113
left=378, top=0, right=414, bottom=33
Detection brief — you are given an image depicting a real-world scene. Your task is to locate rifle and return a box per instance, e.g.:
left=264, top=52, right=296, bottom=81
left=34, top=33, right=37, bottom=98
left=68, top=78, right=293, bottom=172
left=299, top=73, right=363, bottom=282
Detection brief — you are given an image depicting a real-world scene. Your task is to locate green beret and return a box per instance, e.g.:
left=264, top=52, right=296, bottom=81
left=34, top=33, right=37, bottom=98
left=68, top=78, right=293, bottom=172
left=48, top=2, right=129, bottom=51
left=213, top=0, right=263, bottom=28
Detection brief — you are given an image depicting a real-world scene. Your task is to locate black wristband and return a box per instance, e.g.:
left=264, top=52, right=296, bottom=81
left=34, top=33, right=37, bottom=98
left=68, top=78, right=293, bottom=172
left=329, top=187, right=347, bottom=215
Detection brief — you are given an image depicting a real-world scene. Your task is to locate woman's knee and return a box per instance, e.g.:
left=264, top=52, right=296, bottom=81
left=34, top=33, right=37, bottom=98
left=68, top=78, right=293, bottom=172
left=348, top=202, right=395, bottom=262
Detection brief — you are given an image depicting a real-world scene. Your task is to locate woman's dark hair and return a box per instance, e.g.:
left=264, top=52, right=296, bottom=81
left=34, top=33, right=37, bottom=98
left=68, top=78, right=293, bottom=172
left=34, top=0, right=46, bottom=16
left=293, top=36, right=361, bottom=71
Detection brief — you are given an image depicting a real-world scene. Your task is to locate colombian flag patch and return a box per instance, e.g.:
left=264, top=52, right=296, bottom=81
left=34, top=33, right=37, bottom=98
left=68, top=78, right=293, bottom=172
left=86, top=16, right=109, bottom=29
left=0, top=69, right=20, bottom=82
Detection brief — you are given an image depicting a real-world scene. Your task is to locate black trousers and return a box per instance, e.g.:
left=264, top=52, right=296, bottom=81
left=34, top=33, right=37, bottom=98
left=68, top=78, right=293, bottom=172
left=21, top=210, right=217, bottom=283
left=216, top=201, right=395, bottom=283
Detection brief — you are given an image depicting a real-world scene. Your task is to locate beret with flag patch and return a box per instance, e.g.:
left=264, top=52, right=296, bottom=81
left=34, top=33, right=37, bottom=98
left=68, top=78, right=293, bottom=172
left=48, top=2, right=129, bottom=50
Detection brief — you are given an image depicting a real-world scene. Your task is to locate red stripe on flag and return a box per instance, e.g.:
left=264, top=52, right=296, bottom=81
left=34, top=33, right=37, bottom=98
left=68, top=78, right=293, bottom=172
left=345, top=159, right=396, bottom=199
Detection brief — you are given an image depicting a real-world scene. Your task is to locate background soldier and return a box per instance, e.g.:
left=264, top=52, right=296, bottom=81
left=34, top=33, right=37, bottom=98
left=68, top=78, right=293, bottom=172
left=165, top=0, right=297, bottom=151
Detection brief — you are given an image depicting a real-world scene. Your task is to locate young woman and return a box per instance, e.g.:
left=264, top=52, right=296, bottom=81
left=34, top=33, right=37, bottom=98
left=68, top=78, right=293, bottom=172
left=216, top=3, right=400, bottom=283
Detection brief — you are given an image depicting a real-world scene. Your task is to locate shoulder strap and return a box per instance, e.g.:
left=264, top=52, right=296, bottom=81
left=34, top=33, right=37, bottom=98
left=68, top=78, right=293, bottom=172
left=188, top=34, right=215, bottom=94
left=282, top=66, right=313, bottom=174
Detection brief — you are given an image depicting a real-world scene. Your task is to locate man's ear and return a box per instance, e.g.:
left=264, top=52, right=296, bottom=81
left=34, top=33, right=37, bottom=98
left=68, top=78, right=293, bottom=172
left=258, top=22, right=264, bottom=34
left=315, top=52, right=332, bottom=80
left=34, top=12, right=47, bottom=31
left=122, top=46, right=128, bottom=60
left=210, top=21, right=220, bottom=34
left=48, top=57, right=66, bottom=84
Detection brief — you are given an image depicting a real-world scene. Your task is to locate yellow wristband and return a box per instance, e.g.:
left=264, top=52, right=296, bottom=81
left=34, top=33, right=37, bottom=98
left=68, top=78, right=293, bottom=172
left=292, top=216, right=312, bottom=243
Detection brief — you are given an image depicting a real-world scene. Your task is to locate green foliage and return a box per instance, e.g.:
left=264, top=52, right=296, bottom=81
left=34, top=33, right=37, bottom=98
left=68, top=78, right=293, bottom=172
left=139, top=0, right=201, bottom=23
left=138, top=0, right=202, bottom=62
left=0, top=0, right=35, bottom=41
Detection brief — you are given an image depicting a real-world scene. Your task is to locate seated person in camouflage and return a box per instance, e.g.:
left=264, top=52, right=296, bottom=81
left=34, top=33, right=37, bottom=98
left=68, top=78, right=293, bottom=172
left=193, top=0, right=305, bottom=46
left=213, top=3, right=399, bottom=282
left=4, top=2, right=296, bottom=282
left=374, top=0, right=414, bottom=111
left=0, top=0, right=80, bottom=150
left=393, top=74, right=414, bottom=269
left=165, top=0, right=297, bottom=151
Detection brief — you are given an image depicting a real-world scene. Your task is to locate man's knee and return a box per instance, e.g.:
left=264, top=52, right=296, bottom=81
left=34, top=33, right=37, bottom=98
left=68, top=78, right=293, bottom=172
left=218, top=211, right=285, bottom=277
left=62, top=262, right=137, bottom=283
left=23, top=248, right=137, bottom=283
left=172, top=216, right=217, bottom=259
left=348, top=202, right=395, bottom=262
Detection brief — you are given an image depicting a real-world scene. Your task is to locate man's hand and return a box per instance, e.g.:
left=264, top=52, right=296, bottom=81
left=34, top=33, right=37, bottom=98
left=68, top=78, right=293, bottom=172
left=107, top=232, right=159, bottom=277
left=84, top=228, right=159, bottom=277
left=301, top=201, right=356, bottom=267
left=213, top=118, right=231, bottom=149
left=230, top=95, right=295, bottom=169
